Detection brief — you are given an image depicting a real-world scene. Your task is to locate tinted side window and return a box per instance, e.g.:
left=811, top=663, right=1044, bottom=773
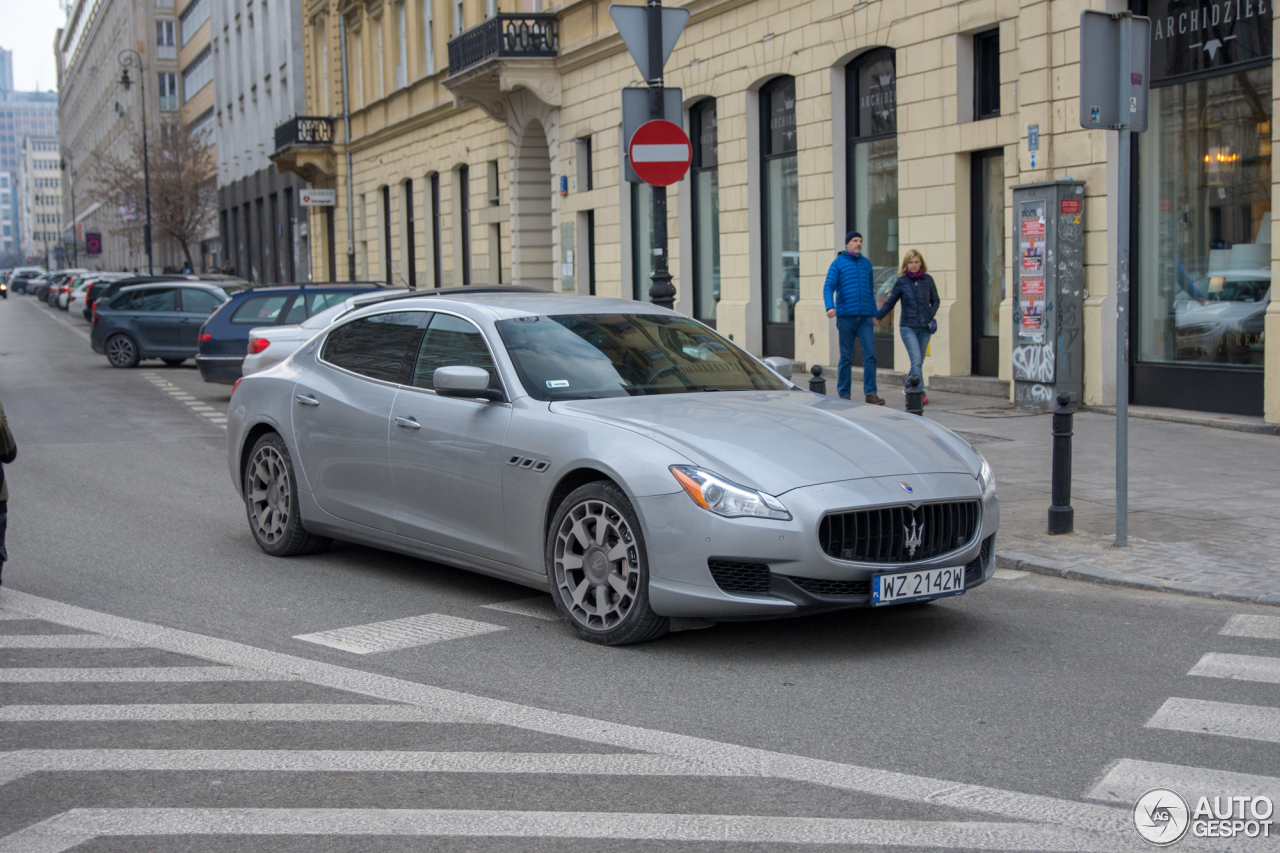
left=230, top=295, right=291, bottom=324
left=411, top=313, right=497, bottom=390
left=181, top=288, right=225, bottom=314
left=131, top=288, right=178, bottom=311
left=308, top=291, right=353, bottom=315
left=322, top=312, right=427, bottom=382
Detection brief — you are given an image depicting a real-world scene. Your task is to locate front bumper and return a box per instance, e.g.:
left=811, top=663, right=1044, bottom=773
left=636, top=473, right=999, bottom=619
left=197, top=355, right=245, bottom=384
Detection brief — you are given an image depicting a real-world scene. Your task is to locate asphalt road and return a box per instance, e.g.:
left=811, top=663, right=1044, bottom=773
left=1, top=291, right=1277, bottom=851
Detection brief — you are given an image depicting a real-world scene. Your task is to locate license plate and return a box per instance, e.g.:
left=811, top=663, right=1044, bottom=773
left=872, top=566, right=965, bottom=606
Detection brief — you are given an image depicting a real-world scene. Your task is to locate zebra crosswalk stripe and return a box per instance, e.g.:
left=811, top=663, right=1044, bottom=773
left=0, top=635, right=138, bottom=649
left=1146, top=697, right=1280, bottom=745
left=1221, top=614, right=1280, bottom=641
left=1087, top=758, right=1280, bottom=806
left=0, top=703, right=472, bottom=723
left=1188, top=652, right=1280, bottom=685
left=0, top=667, right=286, bottom=683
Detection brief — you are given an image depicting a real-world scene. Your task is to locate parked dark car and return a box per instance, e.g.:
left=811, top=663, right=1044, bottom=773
left=88, top=274, right=244, bottom=311
left=91, top=282, right=250, bottom=368
left=195, top=282, right=387, bottom=383
left=9, top=268, right=45, bottom=294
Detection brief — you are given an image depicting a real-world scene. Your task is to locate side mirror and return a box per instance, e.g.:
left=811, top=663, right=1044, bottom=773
left=762, top=356, right=793, bottom=381
left=434, top=365, right=503, bottom=401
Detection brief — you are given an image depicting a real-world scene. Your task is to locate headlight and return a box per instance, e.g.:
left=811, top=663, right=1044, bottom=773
left=669, top=465, right=791, bottom=520
left=977, top=454, right=997, bottom=499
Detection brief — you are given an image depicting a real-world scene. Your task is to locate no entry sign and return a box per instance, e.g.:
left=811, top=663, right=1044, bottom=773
left=628, top=120, right=691, bottom=186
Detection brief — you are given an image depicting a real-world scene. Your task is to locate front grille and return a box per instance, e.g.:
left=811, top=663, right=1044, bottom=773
left=707, top=560, right=772, bottom=594
left=782, top=575, right=870, bottom=597
left=819, top=500, right=981, bottom=564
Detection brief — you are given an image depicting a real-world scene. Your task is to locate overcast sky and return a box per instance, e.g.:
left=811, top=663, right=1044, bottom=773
left=3, top=0, right=69, bottom=92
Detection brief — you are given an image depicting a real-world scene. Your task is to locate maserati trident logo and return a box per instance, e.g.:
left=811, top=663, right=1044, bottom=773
left=904, top=518, right=925, bottom=558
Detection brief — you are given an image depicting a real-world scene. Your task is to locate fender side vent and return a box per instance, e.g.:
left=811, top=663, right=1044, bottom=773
left=708, top=560, right=772, bottom=595
left=507, top=454, right=551, bottom=473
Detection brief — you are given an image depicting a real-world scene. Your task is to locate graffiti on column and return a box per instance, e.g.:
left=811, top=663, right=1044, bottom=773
left=1013, top=343, right=1055, bottom=382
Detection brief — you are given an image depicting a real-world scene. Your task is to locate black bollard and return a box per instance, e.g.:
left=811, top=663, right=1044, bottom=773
left=808, top=364, right=827, bottom=395
left=904, top=374, right=924, bottom=416
left=1048, top=391, right=1074, bottom=535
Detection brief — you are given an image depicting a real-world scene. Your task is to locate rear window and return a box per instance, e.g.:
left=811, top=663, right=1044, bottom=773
left=230, top=295, right=291, bottom=325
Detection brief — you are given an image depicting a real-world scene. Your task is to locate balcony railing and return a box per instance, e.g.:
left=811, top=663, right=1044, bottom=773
left=447, top=14, right=558, bottom=76
left=274, top=116, right=335, bottom=152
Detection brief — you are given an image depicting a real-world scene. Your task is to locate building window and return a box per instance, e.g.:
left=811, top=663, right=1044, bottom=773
left=453, top=0, right=464, bottom=34
left=1136, top=66, right=1272, bottom=373
left=430, top=171, right=442, bottom=287
left=382, top=184, right=393, bottom=285
left=404, top=179, right=416, bottom=288
left=182, top=46, right=213, bottom=102
left=846, top=48, right=898, bottom=366
left=691, top=98, right=719, bottom=323
left=158, top=73, right=179, bottom=110
left=396, top=2, right=408, bottom=88
left=575, top=136, right=593, bottom=191
left=156, top=20, right=176, bottom=58
left=761, top=76, right=799, bottom=358
left=457, top=164, right=471, bottom=286
left=974, top=28, right=1000, bottom=121
left=422, top=0, right=435, bottom=74
left=376, top=16, right=386, bottom=99
left=178, top=0, right=210, bottom=46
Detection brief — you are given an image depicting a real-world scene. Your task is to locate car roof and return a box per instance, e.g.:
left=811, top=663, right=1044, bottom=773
left=344, top=288, right=671, bottom=322
left=115, top=281, right=234, bottom=295
left=235, top=281, right=385, bottom=295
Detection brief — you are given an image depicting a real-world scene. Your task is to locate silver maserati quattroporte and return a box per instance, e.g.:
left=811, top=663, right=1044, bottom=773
left=227, top=289, right=999, bottom=644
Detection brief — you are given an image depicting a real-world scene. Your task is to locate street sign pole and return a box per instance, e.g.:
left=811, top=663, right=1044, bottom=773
left=1115, top=12, right=1132, bottom=548
left=645, top=0, right=675, bottom=310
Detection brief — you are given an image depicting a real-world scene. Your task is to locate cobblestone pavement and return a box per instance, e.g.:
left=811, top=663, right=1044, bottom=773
left=876, top=387, right=1280, bottom=606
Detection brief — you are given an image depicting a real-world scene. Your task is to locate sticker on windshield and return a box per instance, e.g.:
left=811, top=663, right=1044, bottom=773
left=546, top=380, right=570, bottom=388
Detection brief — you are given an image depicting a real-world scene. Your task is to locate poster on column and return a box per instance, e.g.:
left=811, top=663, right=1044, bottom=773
left=1020, top=277, right=1045, bottom=339
left=1020, top=202, right=1045, bottom=274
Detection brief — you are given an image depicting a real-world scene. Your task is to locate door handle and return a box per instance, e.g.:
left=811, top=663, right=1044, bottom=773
left=394, top=416, right=421, bottom=430
left=295, top=394, right=320, bottom=407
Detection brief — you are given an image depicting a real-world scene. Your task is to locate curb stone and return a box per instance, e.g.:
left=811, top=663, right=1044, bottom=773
left=995, top=550, right=1280, bottom=607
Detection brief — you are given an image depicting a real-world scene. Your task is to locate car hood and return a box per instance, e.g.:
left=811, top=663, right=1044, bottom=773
left=550, top=391, right=980, bottom=495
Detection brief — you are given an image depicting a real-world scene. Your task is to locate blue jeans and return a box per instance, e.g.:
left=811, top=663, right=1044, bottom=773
left=836, top=315, right=877, bottom=398
left=900, top=326, right=932, bottom=388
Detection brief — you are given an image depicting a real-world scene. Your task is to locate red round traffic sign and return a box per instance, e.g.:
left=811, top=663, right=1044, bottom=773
left=628, top=120, right=692, bottom=186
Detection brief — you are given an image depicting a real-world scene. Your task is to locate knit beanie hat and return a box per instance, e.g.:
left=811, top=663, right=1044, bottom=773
left=845, top=231, right=862, bottom=244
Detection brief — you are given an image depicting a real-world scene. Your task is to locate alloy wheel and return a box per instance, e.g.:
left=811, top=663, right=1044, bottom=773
left=106, top=336, right=136, bottom=368
left=247, top=445, right=292, bottom=545
left=552, top=499, right=640, bottom=631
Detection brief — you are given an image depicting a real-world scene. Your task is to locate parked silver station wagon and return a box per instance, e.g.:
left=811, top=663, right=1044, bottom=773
left=227, top=290, right=999, bottom=644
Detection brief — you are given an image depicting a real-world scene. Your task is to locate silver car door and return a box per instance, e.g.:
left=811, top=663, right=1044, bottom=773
left=292, top=310, right=427, bottom=533
left=389, top=312, right=512, bottom=561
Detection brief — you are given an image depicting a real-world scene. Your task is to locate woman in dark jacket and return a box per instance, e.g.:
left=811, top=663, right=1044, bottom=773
left=0, top=394, right=15, bottom=584
left=875, top=249, right=940, bottom=403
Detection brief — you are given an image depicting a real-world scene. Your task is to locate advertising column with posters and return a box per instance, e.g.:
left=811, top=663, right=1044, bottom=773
left=1010, top=180, right=1086, bottom=410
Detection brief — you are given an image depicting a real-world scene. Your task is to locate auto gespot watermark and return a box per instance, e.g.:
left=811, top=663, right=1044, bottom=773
left=1133, top=788, right=1273, bottom=845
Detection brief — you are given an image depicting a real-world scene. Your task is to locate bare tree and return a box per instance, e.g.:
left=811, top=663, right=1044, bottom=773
left=87, top=119, right=217, bottom=271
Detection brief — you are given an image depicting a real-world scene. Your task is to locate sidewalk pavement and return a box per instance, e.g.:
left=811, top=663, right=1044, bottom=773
left=865, top=385, right=1280, bottom=606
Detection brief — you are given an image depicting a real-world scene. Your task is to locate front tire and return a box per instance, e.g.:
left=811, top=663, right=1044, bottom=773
left=243, top=432, right=331, bottom=557
left=105, top=334, right=140, bottom=368
left=547, top=481, right=668, bottom=645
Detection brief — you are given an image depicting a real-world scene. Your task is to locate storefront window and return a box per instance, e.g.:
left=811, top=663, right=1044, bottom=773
left=691, top=99, right=720, bottom=323
left=1137, top=67, right=1271, bottom=369
left=762, top=76, right=799, bottom=357
left=847, top=49, right=898, bottom=364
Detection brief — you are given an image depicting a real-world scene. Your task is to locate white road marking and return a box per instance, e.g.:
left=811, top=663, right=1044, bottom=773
left=0, top=610, right=31, bottom=620
left=1088, top=759, right=1280, bottom=805
left=0, top=589, right=1135, bottom=837
left=0, top=635, right=137, bottom=648
left=0, top=667, right=286, bottom=683
left=1221, top=614, right=1280, bottom=641
left=0, top=750, right=724, bottom=787
left=992, top=569, right=1030, bottom=580
left=294, top=613, right=507, bottom=654
left=0, top=808, right=1141, bottom=852
left=480, top=597, right=560, bottom=621
left=1189, top=652, right=1280, bottom=685
left=1146, top=698, right=1280, bottom=744
left=0, top=703, right=467, bottom=723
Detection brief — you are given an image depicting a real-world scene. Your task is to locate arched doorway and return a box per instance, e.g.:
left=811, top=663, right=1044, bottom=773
left=511, top=119, right=554, bottom=290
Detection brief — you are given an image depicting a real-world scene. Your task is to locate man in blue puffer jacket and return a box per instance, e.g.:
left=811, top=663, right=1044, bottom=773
left=824, top=231, right=885, bottom=404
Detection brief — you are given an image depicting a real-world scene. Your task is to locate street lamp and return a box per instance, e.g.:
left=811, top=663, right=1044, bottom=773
left=118, top=49, right=154, bottom=275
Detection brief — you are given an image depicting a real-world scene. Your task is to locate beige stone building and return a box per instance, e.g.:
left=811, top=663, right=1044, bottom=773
left=279, top=0, right=1277, bottom=422
left=19, top=137, right=63, bottom=264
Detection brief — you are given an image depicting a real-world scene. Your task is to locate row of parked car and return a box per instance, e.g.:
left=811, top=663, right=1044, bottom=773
left=4, top=265, right=392, bottom=384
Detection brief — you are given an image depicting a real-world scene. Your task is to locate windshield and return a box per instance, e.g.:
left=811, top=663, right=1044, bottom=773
left=495, top=313, right=791, bottom=400
left=301, top=299, right=357, bottom=330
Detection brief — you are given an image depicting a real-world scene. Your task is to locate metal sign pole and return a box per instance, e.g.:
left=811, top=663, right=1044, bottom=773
left=645, top=0, right=675, bottom=309
left=1115, top=12, right=1132, bottom=547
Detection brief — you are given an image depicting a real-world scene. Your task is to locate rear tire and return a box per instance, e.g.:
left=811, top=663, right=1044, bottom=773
left=244, top=432, right=331, bottom=557
left=546, top=481, right=669, bottom=645
left=162, top=358, right=186, bottom=367
left=105, top=334, right=140, bottom=368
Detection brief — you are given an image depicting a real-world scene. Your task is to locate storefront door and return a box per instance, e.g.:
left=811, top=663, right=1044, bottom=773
left=970, top=149, right=1004, bottom=376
